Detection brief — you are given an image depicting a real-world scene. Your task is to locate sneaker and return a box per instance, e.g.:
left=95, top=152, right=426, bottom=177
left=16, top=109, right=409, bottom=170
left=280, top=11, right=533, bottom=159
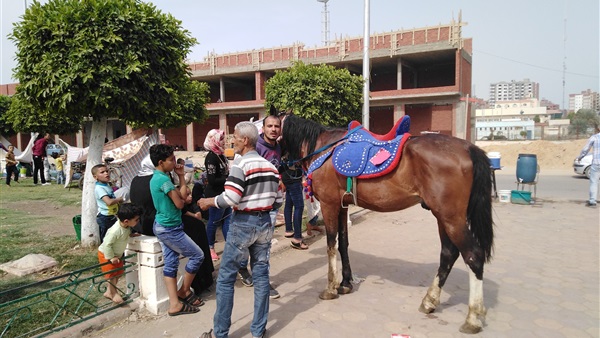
left=585, top=201, right=597, bottom=208
left=238, top=268, right=253, bottom=287
left=42, top=182, right=51, bottom=186
left=269, top=285, right=280, bottom=299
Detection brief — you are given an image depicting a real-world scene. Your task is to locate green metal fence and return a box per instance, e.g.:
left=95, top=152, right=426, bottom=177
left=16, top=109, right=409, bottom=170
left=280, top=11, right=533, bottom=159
left=0, top=254, right=137, bottom=338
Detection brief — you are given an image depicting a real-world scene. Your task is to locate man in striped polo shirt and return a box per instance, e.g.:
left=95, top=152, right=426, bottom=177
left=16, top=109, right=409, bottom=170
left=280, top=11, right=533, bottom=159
left=198, top=121, right=282, bottom=338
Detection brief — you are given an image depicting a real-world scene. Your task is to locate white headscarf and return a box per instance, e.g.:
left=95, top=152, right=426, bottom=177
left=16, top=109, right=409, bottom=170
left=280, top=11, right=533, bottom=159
left=138, top=155, right=155, bottom=176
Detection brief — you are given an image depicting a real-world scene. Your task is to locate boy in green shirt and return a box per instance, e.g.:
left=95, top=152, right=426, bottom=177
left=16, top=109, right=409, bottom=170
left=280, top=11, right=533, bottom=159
left=149, top=144, right=205, bottom=316
left=98, top=203, right=143, bottom=304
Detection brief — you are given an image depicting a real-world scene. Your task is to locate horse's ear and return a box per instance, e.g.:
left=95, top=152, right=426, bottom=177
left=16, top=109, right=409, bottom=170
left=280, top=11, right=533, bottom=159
left=269, top=105, right=278, bottom=116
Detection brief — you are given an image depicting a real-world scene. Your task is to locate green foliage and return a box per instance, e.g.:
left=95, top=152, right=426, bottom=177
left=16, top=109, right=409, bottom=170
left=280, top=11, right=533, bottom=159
left=264, top=61, right=363, bottom=127
left=533, top=115, right=540, bottom=123
left=569, top=109, right=600, bottom=136
left=519, top=130, right=527, bottom=138
left=6, top=0, right=209, bottom=134
left=0, top=95, right=17, bottom=136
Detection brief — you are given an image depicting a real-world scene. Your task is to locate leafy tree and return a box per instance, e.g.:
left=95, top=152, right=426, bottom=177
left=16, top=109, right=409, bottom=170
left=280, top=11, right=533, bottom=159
left=519, top=130, right=527, bottom=139
left=7, top=0, right=210, bottom=247
left=0, top=96, right=16, bottom=136
left=569, top=109, right=600, bottom=138
left=264, top=61, right=363, bottom=127
left=533, top=115, right=540, bottom=123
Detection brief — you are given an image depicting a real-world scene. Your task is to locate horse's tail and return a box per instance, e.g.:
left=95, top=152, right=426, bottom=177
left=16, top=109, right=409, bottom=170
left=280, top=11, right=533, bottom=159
left=467, top=145, right=494, bottom=262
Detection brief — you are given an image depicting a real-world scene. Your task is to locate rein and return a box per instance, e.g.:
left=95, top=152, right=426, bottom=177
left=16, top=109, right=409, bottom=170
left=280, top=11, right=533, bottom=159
left=284, top=125, right=362, bottom=167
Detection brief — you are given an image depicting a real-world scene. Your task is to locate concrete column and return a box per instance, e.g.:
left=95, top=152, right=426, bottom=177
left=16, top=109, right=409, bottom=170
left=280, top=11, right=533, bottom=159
left=126, top=125, right=133, bottom=134
left=76, top=131, right=84, bottom=148
left=396, top=58, right=403, bottom=90
left=219, top=78, right=225, bottom=102
left=219, top=113, right=228, bottom=134
left=126, top=235, right=190, bottom=315
left=394, top=103, right=405, bottom=121
left=255, top=72, right=266, bottom=101
left=186, top=123, right=194, bottom=151
left=455, top=101, right=467, bottom=139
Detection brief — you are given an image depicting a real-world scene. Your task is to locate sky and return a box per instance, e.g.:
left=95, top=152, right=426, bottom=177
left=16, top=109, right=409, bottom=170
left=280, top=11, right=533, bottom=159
left=1, top=0, right=598, bottom=109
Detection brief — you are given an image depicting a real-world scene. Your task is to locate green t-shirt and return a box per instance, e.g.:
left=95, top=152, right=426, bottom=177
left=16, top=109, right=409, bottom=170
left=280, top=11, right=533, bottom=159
left=150, top=170, right=182, bottom=228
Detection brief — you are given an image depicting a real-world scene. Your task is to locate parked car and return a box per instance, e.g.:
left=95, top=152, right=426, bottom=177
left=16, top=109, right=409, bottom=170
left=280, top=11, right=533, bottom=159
left=573, top=154, right=593, bottom=178
left=46, top=144, right=64, bottom=157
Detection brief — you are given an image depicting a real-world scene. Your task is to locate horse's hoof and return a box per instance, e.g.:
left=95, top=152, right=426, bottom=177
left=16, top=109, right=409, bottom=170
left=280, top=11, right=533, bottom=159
left=319, top=290, right=339, bottom=300
left=418, top=303, right=435, bottom=314
left=337, top=284, right=353, bottom=295
left=459, top=321, right=482, bottom=334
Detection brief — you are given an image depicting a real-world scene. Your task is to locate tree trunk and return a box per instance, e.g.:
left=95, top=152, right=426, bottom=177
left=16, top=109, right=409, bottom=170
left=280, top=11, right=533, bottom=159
left=80, top=117, right=107, bottom=248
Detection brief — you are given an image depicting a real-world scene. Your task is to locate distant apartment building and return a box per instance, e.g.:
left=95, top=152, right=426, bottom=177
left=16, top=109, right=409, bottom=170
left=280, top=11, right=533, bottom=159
left=488, top=79, right=539, bottom=105
left=474, top=98, right=561, bottom=140
left=568, top=89, right=599, bottom=112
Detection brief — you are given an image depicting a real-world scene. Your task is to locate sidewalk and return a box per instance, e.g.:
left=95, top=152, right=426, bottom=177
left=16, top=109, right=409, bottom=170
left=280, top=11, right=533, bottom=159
left=72, top=198, right=598, bottom=338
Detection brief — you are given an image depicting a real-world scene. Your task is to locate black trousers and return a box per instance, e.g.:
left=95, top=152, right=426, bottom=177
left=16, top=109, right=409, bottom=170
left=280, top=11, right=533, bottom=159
left=33, top=155, right=46, bottom=184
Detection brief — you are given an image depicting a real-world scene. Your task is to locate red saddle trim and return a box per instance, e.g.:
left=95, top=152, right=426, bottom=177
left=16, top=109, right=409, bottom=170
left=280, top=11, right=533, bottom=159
left=357, top=133, right=411, bottom=179
left=349, top=117, right=405, bottom=141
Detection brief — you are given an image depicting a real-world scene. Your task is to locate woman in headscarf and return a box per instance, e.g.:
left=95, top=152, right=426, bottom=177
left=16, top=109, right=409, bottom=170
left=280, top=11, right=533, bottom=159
left=203, top=129, right=232, bottom=261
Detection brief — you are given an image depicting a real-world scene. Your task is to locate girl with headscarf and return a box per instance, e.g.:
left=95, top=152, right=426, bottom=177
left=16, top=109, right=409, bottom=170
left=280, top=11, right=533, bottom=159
left=203, top=129, right=232, bottom=261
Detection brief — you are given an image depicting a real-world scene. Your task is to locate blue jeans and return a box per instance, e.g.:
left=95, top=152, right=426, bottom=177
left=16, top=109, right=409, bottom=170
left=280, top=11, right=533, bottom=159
left=589, top=163, right=599, bottom=204
left=56, top=170, right=65, bottom=184
left=284, top=182, right=304, bottom=240
left=206, top=206, right=232, bottom=248
left=240, top=208, right=278, bottom=269
left=96, top=214, right=117, bottom=243
left=153, top=222, right=204, bottom=278
left=214, top=212, right=273, bottom=338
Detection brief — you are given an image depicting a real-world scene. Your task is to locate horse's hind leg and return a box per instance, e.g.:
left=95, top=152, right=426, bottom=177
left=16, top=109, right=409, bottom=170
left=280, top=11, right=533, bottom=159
left=419, top=230, right=459, bottom=314
left=336, top=208, right=353, bottom=295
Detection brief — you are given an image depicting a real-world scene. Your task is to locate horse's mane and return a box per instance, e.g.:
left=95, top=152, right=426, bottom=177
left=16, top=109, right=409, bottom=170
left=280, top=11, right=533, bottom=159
left=282, top=115, right=340, bottom=161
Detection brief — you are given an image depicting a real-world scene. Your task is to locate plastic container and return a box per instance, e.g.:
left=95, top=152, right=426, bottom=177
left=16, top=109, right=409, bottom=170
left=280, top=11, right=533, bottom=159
left=20, top=167, right=27, bottom=178
left=516, top=154, right=537, bottom=183
left=72, top=215, right=82, bottom=241
left=487, top=152, right=501, bottom=169
left=511, top=190, right=532, bottom=205
left=498, top=190, right=511, bottom=203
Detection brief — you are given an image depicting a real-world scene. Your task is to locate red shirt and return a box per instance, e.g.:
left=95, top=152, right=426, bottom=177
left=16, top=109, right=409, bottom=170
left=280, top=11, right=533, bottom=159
left=32, top=138, right=48, bottom=157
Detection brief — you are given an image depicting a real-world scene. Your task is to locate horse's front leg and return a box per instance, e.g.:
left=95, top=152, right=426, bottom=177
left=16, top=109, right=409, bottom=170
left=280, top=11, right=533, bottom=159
left=319, top=203, right=341, bottom=300
left=336, top=208, right=353, bottom=295
left=319, top=230, right=339, bottom=300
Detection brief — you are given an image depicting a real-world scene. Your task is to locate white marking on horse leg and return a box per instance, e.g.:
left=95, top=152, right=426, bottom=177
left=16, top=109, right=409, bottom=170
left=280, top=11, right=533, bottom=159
left=419, top=275, right=441, bottom=313
left=460, top=267, right=485, bottom=334
left=327, top=246, right=338, bottom=292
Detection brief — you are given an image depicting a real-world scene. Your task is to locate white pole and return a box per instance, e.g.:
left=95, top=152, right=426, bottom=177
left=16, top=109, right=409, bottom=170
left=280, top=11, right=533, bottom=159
left=362, top=0, right=370, bottom=129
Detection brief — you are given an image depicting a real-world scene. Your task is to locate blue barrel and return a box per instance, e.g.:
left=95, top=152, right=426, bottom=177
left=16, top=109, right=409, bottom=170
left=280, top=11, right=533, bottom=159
left=516, top=154, right=537, bottom=183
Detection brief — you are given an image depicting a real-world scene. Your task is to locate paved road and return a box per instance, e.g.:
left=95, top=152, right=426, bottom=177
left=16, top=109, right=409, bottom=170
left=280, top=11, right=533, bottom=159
left=76, top=169, right=598, bottom=338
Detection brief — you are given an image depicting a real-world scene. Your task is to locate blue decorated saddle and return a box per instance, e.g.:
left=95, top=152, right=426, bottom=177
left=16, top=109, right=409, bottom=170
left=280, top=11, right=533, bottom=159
left=331, top=115, right=411, bottom=179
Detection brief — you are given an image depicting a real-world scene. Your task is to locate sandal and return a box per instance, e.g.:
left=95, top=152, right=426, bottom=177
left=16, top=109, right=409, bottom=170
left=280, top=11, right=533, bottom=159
left=284, top=232, right=294, bottom=238
left=306, top=225, right=323, bottom=236
left=178, top=291, right=205, bottom=307
left=210, top=249, right=219, bottom=261
left=168, top=302, right=199, bottom=316
left=200, top=329, right=214, bottom=338
left=290, top=240, right=308, bottom=250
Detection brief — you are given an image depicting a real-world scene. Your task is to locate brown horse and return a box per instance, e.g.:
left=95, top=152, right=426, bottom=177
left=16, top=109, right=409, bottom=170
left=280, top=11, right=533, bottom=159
left=281, top=114, right=494, bottom=334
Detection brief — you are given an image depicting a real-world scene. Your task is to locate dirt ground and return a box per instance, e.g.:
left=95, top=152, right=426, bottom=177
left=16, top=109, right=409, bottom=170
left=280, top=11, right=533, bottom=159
left=12, top=139, right=587, bottom=239
left=476, top=139, right=587, bottom=171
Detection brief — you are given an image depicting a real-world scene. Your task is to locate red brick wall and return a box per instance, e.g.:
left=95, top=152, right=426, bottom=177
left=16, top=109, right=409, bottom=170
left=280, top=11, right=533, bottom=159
left=225, top=114, right=259, bottom=136
left=431, top=104, right=453, bottom=135
left=162, top=125, right=188, bottom=150
left=193, top=115, right=220, bottom=150
left=405, top=104, right=432, bottom=134
left=369, top=107, right=394, bottom=134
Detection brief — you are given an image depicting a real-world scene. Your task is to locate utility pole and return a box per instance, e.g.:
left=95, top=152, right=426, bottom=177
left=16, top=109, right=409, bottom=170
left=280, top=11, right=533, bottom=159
left=362, top=0, right=370, bottom=129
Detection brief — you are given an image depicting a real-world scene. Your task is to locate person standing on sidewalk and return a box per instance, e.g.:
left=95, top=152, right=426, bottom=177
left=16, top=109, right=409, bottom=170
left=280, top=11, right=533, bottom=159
left=577, top=126, right=600, bottom=208
left=237, top=114, right=283, bottom=299
left=32, top=133, right=50, bottom=185
left=203, top=129, right=232, bottom=262
left=198, top=121, right=282, bottom=338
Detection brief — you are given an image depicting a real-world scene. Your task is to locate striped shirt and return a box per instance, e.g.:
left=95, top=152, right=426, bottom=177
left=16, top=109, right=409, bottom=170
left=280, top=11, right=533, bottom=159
left=215, top=150, right=283, bottom=211
left=579, top=132, right=600, bottom=166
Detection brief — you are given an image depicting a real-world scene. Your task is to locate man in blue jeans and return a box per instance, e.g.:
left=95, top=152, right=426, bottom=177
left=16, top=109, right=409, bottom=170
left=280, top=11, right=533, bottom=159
left=238, top=114, right=283, bottom=299
left=198, top=121, right=282, bottom=338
